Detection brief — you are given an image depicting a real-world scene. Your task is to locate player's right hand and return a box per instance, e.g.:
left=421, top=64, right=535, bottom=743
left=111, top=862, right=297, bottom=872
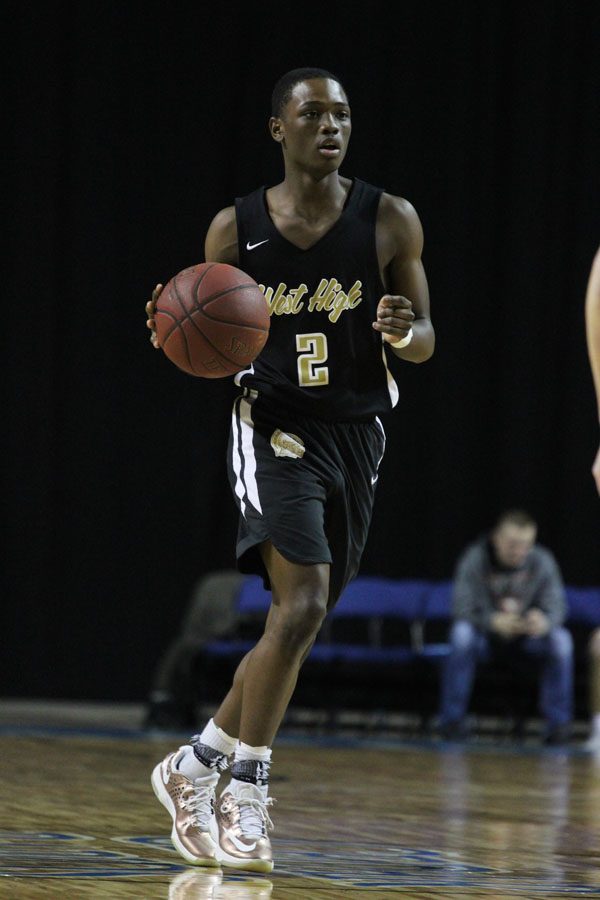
left=145, top=283, right=163, bottom=348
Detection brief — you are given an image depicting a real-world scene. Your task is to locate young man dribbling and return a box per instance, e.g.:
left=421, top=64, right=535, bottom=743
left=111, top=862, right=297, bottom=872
left=146, top=67, right=434, bottom=872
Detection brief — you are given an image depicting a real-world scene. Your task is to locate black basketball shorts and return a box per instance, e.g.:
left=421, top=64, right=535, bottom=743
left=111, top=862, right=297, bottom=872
left=226, top=389, right=386, bottom=605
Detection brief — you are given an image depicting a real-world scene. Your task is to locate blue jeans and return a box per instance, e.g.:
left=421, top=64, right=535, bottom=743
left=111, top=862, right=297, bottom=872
left=439, top=620, right=574, bottom=729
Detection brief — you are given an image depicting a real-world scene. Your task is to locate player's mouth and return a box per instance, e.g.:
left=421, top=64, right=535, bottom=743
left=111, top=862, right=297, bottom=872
left=317, top=139, right=341, bottom=157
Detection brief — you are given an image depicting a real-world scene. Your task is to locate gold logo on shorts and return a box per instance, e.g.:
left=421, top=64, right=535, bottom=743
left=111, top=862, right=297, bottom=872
left=270, top=429, right=305, bottom=459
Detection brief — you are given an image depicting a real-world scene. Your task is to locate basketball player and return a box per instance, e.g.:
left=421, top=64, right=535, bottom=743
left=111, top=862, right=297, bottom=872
left=146, top=68, right=434, bottom=872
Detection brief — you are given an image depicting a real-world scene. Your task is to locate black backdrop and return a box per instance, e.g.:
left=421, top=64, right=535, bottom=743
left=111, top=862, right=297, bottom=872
left=5, top=2, right=600, bottom=701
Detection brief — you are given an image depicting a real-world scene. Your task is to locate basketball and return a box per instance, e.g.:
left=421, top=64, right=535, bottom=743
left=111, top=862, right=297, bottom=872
left=154, top=262, right=270, bottom=378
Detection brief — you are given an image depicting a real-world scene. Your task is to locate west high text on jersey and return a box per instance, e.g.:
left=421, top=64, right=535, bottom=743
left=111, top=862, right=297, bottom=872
left=260, top=278, right=363, bottom=323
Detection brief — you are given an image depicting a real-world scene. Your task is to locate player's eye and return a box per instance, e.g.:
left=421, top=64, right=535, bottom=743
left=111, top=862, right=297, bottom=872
left=303, top=110, right=318, bottom=118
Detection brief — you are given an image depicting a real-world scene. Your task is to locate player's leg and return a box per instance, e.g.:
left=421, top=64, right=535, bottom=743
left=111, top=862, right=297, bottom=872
left=214, top=546, right=329, bottom=873
left=150, top=574, right=247, bottom=866
left=212, top=603, right=278, bottom=737
left=239, top=543, right=329, bottom=745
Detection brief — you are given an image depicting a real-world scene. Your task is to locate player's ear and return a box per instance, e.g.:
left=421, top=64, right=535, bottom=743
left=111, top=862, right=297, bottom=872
left=269, top=117, right=284, bottom=143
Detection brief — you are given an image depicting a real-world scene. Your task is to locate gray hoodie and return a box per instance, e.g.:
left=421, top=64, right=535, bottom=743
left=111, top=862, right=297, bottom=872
left=452, top=537, right=567, bottom=631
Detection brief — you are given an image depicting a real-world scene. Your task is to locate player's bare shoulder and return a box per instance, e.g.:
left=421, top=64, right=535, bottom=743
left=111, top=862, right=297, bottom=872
left=376, top=192, right=424, bottom=268
left=205, top=205, right=239, bottom=266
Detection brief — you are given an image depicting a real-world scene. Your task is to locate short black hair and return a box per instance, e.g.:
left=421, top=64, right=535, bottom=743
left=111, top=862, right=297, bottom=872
left=495, top=509, right=537, bottom=530
left=271, top=67, right=347, bottom=117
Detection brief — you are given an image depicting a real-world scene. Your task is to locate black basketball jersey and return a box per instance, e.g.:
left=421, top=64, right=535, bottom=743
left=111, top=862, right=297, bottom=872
left=234, top=178, right=399, bottom=421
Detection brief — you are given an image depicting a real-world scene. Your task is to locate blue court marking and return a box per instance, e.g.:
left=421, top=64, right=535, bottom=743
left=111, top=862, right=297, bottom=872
left=0, top=831, right=182, bottom=878
left=2, top=831, right=600, bottom=892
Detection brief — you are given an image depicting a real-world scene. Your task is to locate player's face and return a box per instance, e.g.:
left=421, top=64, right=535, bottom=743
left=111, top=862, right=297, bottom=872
left=492, top=524, right=537, bottom=568
left=271, top=78, right=351, bottom=174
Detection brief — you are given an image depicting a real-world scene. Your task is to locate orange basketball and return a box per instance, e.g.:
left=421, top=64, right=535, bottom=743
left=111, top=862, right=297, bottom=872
left=154, top=263, right=270, bottom=378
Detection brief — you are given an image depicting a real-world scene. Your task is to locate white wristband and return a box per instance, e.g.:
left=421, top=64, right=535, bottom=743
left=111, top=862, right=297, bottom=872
left=389, top=327, right=414, bottom=349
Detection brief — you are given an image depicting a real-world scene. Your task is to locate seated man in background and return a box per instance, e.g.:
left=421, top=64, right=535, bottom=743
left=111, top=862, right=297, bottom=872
left=438, top=509, right=573, bottom=744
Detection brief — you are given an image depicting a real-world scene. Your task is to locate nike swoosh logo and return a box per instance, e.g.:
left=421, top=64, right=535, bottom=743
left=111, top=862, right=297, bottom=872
left=224, top=828, right=257, bottom=852
left=246, top=239, right=269, bottom=251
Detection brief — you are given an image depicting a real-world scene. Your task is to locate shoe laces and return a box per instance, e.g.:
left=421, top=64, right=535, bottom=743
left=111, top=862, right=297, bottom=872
left=238, top=794, right=275, bottom=838
left=180, top=778, right=216, bottom=829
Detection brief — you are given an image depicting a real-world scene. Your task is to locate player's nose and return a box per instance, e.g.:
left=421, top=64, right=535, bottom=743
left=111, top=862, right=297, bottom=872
left=320, top=114, right=339, bottom=132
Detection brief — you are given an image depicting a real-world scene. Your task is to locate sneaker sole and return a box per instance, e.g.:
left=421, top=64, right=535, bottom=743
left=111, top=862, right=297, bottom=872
left=150, top=763, right=219, bottom=867
left=215, top=852, right=274, bottom=874
left=209, top=818, right=273, bottom=873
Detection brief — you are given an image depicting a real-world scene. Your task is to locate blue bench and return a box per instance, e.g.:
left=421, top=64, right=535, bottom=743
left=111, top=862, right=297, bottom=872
left=203, top=575, right=429, bottom=667
left=202, top=576, right=600, bottom=667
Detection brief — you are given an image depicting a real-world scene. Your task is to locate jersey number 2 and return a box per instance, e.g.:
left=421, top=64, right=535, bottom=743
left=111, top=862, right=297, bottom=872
left=296, top=333, right=329, bottom=387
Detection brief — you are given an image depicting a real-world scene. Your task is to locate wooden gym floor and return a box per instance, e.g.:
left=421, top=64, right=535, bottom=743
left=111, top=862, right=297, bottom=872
left=2, top=701, right=600, bottom=898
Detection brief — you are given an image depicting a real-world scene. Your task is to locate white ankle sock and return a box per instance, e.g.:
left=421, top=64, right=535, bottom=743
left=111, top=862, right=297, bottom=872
left=176, top=745, right=215, bottom=781
left=234, top=741, right=272, bottom=763
left=199, top=718, right=238, bottom=757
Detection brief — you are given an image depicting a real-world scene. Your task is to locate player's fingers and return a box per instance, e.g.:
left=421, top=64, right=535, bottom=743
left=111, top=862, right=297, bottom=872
left=152, top=283, right=163, bottom=299
left=376, top=313, right=414, bottom=328
left=372, top=323, right=412, bottom=340
left=373, top=316, right=411, bottom=327
left=380, top=294, right=412, bottom=308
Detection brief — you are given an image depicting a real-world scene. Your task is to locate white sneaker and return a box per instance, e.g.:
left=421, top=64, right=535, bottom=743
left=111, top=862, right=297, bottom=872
left=213, top=781, right=274, bottom=873
left=151, top=746, right=220, bottom=866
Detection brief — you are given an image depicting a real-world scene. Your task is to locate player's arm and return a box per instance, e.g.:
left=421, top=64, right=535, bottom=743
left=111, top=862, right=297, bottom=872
left=145, top=206, right=240, bottom=349
left=585, top=246, right=600, bottom=492
left=373, top=194, right=434, bottom=363
left=204, top=206, right=239, bottom=266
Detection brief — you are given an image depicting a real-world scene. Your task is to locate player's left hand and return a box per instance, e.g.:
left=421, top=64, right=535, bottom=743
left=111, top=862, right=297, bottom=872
left=373, top=295, right=415, bottom=344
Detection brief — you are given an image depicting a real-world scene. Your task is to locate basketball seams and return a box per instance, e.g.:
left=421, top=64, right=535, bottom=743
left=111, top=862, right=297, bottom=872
left=155, top=262, right=270, bottom=377
left=196, top=310, right=269, bottom=334
left=173, top=264, right=214, bottom=315
left=156, top=265, right=217, bottom=353
left=159, top=294, right=256, bottom=371
left=185, top=310, right=264, bottom=367
left=154, top=306, right=181, bottom=344
left=179, top=322, right=198, bottom=376
left=200, top=282, right=266, bottom=312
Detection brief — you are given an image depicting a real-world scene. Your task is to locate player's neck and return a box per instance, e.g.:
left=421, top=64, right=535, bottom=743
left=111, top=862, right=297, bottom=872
left=274, top=171, right=350, bottom=222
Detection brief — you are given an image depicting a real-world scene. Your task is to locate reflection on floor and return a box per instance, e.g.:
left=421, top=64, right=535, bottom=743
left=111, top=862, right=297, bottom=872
left=1, top=699, right=600, bottom=898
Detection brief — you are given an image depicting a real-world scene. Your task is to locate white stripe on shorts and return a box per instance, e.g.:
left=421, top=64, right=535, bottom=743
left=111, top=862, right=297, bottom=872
left=381, top=340, right=399, bottom=408
left=372, top=416, right=387, bottom=484
left=231, top=393, right=263, bottom=517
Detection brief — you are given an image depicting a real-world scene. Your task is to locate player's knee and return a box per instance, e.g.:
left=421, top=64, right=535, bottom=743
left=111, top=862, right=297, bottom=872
left=276, top=592, right=328, bottom=647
